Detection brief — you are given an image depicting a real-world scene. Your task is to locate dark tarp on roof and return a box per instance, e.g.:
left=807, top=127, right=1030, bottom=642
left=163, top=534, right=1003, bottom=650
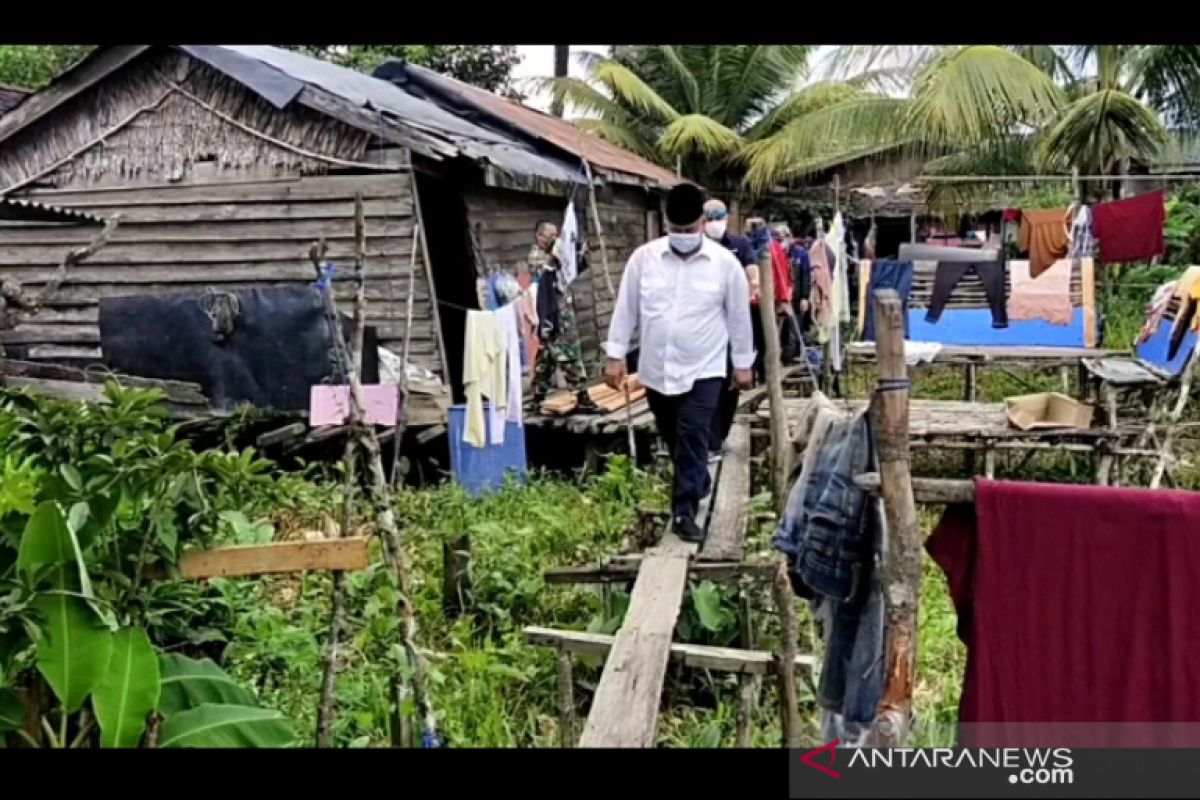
left=178, top=46, right=584, bottom=190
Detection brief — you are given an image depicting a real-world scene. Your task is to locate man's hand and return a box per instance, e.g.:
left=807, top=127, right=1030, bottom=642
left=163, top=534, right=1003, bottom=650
left=749, top=281, right=762, bottom=304
left=799, top=299, right=810, bottom=314
left=732, top=369, right=754, bottom=391
left=605, top=358, right=628, bottom=392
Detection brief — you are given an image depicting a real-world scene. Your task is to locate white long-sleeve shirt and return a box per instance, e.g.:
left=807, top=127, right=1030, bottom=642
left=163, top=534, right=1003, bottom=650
left=605, top=236, right=755, bottom=397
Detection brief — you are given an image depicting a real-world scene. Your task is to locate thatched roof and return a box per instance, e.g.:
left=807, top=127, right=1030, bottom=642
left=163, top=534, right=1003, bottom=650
left=0, top=84, right=27, bottom=117
left=0, top=45, right=586, bottom=191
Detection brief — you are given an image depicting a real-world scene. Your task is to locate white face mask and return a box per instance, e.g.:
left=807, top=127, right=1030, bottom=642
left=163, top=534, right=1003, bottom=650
left=704, top=220, right=727, bottom=240
left=668, top=231, right=703, bottom=254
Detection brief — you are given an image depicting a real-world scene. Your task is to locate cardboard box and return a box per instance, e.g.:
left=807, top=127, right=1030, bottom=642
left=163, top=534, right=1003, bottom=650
left=1004, top=392, right=1095, bottom=431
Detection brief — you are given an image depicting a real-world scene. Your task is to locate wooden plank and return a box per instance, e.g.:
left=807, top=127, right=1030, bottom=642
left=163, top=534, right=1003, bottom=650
left=0, top=358, right=206, bottom=403
left=21, top=173, right=413, bottom=206
left=179, top=537, right=370, bottom=580
left=0, top=217, right=415, bottom=246
left=34, top=199, right=415, bottom=225
left=544, top=557, right=777, bottom=585
left=0, top=262, right=433, bottom=287
left=523, top=627, right=815, bottom=676
left=700, top=423, right=750, bottom=562
left=0, top=237, right=419, bottom=265
left=578, top=541, right=696, bottom=748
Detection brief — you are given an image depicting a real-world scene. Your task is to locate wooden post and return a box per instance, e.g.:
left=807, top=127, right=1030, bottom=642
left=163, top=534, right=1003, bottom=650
left=865, top=290, right=921, bottom=747
left=315, top=436, right=356, bottom=748
left=759, top=248, right=789, bottom=515
left=556, top=648, right=576, bottom=748
left=1151, top=342, right=1200, bottom=488
left=581, top=160, right=616, bottom=300
left=963, top=362, right=977, bottom=402
left=441, top=532, right=472, bottom=619
left=735, top=587, right=760, bottom=748
left=772, top=562, right=802, bottom=748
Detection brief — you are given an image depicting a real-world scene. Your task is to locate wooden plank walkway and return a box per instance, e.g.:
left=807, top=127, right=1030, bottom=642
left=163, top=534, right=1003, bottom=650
left=700, top=422, right=750, bottom=562
left=578, top=536, right=696, bottom=748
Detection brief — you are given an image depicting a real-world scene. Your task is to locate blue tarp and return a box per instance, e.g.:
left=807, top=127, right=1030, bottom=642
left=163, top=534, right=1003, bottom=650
left=906, top=308, right=1091, bottom=348
left=447, top=405, right=528, bottom=497
left=1136, top=320, right=1198, bottom=376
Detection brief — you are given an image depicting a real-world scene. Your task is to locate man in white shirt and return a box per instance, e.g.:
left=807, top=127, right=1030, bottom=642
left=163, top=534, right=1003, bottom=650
left=604, top=183, right=755, bottom=543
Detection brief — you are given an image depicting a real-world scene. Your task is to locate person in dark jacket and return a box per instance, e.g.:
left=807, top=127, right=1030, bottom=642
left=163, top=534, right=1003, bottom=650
left=703, top=198, right=760, bottom=462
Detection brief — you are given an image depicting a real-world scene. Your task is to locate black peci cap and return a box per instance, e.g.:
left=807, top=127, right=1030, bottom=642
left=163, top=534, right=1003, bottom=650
left=665, top=183, right=707, bottom=226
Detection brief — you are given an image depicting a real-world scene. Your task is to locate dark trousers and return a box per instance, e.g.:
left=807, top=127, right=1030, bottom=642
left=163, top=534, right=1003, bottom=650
left=925, top=260, right=1008, bottom=328
left=648, top=377, right=723, bottom=522
left=711, top=304, right=765, bottom=454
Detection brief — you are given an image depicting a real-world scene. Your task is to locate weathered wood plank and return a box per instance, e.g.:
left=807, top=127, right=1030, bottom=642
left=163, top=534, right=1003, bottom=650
left=544, top=557, right=776, bottom=585
left=0, top=238, right=418, bottom=265
left=37, top=199, right=415, bottom=224
left=523, top=626, right=815, bottom=676
left=578, top=541, right=696, bottom=748
left=0, top=217, right=415, bottom=245
left=21, top=173, right=413, bottom=206
left=179, top=537, right=370, bottom=580
left=0, top=262, right=433, bottom=287
left=700, top=422, right=750, bottom=562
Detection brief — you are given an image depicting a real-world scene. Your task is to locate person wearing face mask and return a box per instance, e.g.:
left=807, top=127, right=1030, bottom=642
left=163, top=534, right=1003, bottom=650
left=605, top=184, right=754, bottom=543
left=703, top=198, right=760, bottom=464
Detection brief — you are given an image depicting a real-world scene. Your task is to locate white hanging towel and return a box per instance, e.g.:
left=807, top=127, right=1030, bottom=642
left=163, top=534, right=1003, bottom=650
left=463, top=310, right=507, bottom=448
left=487, top=304, right=523, bottom=444
left=553, top=200, right=580, bottom=288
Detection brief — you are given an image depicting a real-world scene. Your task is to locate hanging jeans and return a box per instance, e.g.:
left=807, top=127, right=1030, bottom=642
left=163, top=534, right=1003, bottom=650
left=926, top=260, right=1008, bottom=329
left=648, top=377, right=723, bottom=523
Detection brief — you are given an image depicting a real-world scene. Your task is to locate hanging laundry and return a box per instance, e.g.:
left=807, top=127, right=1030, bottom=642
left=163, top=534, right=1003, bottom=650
left=1167, top=266, right=1200, bottom=361
left=809, top=239, right=835, bottom=336
left=1008, top=259, right=1074, bottom=326
left=1092, top=190, right=1166, bottom=264
left=553, top=201, right=580, bottom=288
left=537, top=266, right=561, bottom=341
left=1068, top=204, right=1095, bottom=258
left=928, top=479, right=1200, bottom=747
left=1137, top=279, right=1179, bottom=345
left=862, top=260, right=914, bottom=341
left=1018, top=208, right=1071, bottom=277
left=773, top=407, right=885, bottom=744
left=926, top=260, right=1009, bottom=329
left=462, top=310, right=507, bottom=448
left=493, top=303, right=523, bottom=442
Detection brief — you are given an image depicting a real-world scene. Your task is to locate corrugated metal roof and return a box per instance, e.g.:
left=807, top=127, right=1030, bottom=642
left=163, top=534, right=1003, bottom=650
left=176, top=46, right=584, bottom=189
left=388, top=62, right=682, bottom=189
left=0, top=196, right=103, bottom=225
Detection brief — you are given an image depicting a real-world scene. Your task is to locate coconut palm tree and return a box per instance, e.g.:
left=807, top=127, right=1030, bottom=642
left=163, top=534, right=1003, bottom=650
left=541, top=45, right=857, bottom=187
left=745, top=45, right=1200, bottom=199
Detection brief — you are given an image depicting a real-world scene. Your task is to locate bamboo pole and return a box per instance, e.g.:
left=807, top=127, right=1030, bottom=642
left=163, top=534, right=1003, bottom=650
left=556, top=649, right=576, bottom=748
left=864, top=290, right=921, bottom=747
left=758, top=250, right=789, bottom=516
left=772, top=562, right=802, bottom=748
left=581, top=160, right=616, bottom=300
left=315, top=437, right=355, bottom=748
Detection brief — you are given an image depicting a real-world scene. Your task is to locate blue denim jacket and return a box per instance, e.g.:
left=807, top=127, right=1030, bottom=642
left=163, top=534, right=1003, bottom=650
left=773, top=411, right=874, bottom=602
left=773, top=409, right=885, bottom=740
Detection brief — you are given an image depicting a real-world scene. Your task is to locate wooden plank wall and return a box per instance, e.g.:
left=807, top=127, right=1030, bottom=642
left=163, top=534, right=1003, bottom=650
left=465, top=182, right=654, bottom=370
left=0, top=172, right=442, bottom=374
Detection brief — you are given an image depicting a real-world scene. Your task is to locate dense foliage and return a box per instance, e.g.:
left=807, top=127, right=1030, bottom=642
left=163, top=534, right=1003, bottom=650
left=0, top=46, right=93, bottom=90
left=289, top=45, right=521, bottom=95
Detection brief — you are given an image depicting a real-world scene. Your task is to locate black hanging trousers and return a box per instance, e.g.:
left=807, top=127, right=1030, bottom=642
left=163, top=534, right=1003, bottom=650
left=925, top=260, right=1009, bottom=328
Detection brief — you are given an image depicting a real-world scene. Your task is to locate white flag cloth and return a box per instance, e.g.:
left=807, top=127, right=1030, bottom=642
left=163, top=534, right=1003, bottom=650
left=553, top=201, right=580, bottom=288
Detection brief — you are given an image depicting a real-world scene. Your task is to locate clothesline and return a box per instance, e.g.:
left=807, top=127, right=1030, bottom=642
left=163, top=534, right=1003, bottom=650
left=918, top=174, right=1200, bottom=183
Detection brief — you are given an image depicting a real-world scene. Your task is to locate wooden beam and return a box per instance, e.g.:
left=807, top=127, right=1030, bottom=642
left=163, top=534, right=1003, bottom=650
left=855, top=472, right=975, bottom=505
left=758, top=260, right=789, bottom=516
left=544, top=557, right=776, bottom=585
left=578, top=539, right=696, bottom=748
left=523, top=626, right=815, bottom=676
left=179, top=537, right=370, bottom=580
left=700, top=422, right=751, bottom=562
left=864, top=290, right=922, bottom=747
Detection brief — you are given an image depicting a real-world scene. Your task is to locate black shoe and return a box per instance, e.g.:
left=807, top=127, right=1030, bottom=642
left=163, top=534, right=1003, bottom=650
left=574, top=389, right=601, bottom=414
left=673, top=515, right=705, bottom=543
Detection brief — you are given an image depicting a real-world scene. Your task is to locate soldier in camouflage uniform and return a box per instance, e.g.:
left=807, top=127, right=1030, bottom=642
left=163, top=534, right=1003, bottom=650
left=528, top=221, right=595, bottom=411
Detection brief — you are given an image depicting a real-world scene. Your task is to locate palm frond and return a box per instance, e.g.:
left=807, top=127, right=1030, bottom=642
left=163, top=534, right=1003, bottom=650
left=657, top=114, right=743, bottom=160
left=1127, top=45, right=1200, bottom=128
left=743, top=81, right=864, bottom=140
left=571, top=118, right=661, bottom=161
left=906, top=45, right=1065, bottom=148
left=740, top=95, right=909, bottom=193
left=590, top=59, right=680, bottom=123
left=1036, top=89, right=1169, bottom=174
left=1008, top=45, right=1076, bottom=83
left=656, top=46, right=700, bottom=113
left=816, top=45, right=944, bottom=82
left=717, top=46, right=813, bottom=128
